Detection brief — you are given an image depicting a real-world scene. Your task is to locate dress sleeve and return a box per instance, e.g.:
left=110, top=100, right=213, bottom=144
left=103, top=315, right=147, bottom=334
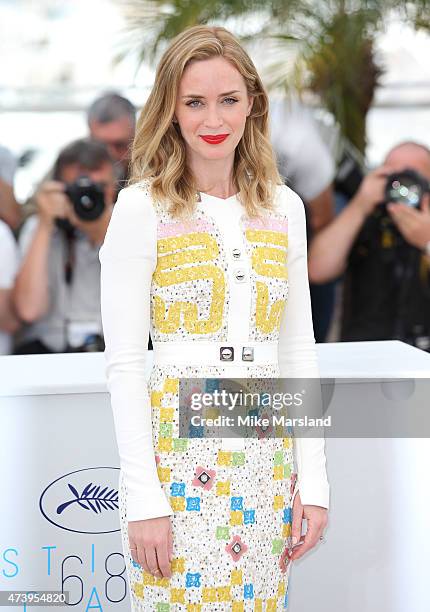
left=277, top=185, right=330, bottom=509
left=99, top=185, right=173, bottom=522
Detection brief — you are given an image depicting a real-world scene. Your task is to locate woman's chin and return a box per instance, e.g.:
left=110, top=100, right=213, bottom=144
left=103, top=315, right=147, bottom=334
left=196, top=146, right=235, bottom=161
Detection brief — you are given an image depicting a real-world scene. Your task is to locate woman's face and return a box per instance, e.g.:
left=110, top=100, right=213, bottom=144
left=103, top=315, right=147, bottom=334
left=174, top=56, right=254, bottom=165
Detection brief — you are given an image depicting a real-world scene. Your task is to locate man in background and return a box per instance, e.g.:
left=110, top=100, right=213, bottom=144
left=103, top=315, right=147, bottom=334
left=87, top=92, right=136, bottom=190
left=20, top=92, right=136, bottom=223
left=308, top=141, right=430, bottom=351
left=0, top=145, right=21, bottom=353
left=12, top=138, right=116, bottom=354
left=0, top=144, right=21, bottom=231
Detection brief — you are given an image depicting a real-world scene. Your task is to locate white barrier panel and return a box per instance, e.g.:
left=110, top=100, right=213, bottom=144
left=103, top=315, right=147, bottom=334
left=0, top=341, right=429, bottom=611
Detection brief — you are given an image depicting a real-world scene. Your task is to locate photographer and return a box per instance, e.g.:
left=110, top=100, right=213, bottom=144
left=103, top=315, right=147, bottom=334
left=307, top=141, right=430, bottom=350
left=12, top=138, right=115, bottom=354
left=19, top=93, right=136, bottom=225
left=0, top=144, right=21, bottom=231
left=0, top=219, right=21, bottom=354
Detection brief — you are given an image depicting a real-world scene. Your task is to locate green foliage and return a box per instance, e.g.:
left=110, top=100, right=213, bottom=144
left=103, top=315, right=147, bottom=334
left=115, top=0, right=430, bottom=154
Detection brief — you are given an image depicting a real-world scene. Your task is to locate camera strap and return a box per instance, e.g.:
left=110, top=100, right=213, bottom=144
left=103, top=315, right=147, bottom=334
left=64, top=229, right=76, bottom=285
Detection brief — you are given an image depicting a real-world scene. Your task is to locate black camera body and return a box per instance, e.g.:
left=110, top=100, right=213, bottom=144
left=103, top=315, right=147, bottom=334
left=64, top=175, right=106, bottom=221
left=384, top=168, right=430, bottom=209
left=54, top=175, right=106, bottom=235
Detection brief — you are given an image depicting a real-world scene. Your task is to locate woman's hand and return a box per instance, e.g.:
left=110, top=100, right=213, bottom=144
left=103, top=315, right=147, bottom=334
left=279, top=491, right=328, bottom=572
left=128, top=516, right=173, bottom=578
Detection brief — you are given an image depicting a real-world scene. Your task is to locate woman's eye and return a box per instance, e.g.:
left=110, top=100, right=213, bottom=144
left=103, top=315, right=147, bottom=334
left=186, top=98, right=238, bottom=108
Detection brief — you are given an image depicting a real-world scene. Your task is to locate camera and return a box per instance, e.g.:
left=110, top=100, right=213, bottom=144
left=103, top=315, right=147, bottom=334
left=64, top=175, right=106, bottom=221
left=384, top=168, right=430, bottom=208
left=54, top=175, right=106, bottom=235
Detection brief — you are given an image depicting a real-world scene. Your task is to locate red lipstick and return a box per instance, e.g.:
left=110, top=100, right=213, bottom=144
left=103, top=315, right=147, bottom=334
left=200, top=134, right=229, bottom=144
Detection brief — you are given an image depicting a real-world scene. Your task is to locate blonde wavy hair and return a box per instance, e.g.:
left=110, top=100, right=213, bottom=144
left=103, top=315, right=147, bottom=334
left=128, top=25, right=283, bottom=219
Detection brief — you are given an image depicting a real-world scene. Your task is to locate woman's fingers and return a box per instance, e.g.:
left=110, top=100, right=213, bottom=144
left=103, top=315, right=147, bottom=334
left=168, top=521, right=174, bottom=562
left=291, top=492, right=303, bottom=546
left=127, top=517, right=173, bottom=578
left=156, top=538, right=172, bottom=578
left=279, top=545, right=292, bottom=573
left=129, top=540, right=139, bottom=567
left=289, top=507, right=327, bottom=561
left=145, top=546, right=162, bottom=577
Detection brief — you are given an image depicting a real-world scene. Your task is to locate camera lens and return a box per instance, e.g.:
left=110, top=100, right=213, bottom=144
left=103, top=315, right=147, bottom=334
left=385, top=169, right=428, bottom=208
left=388, top=177, right=420, bottom=207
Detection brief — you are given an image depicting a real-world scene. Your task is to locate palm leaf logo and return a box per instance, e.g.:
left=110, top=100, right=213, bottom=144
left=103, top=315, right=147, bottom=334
left=56, top=482, right=119, bottom=515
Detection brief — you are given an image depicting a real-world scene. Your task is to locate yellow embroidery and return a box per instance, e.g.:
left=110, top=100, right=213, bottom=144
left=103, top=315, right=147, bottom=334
left=154, top=233, right=225, bottom=334
left=273, top=495, right=284, bottom=510
left=230, top=511, right=243, bottom=525
left=170, top=588, right=186, bottom=603
left=217, top=586, right=232, bottom=601
left=132, top=581, right=144, bottom=598
left=230, top=569, right=243, bottom=585
left=245, top=229, right=288, bottom=333
left=255, top=281, right=286, bottom=333
left=202, top=587, right=217, bottom=603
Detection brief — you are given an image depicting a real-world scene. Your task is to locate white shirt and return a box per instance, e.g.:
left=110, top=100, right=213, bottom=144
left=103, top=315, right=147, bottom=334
left=15, top=215, right=103, bottom=352
left=269, top=96, right=336, bottom=201
left=0, top=145, right=17, bottom=185
left=99, top=182, right=330, bottom=521
left=0, top=220, right=19, bottom=355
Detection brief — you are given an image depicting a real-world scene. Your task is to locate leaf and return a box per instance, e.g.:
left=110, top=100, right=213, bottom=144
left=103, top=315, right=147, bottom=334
left=68, top=483, right=80, bottom=498
left=57, top=500, right=73, bottom=514
left=81, top=482, right=94, bottom=496
left=86, top=499, right=97, bottom=513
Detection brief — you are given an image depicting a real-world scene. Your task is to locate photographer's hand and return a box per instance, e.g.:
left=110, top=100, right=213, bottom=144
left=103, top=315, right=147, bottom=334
left=387, top=194, right=430, bottom=250
left=36, top=181, right=69, bottom=229
left=352, top=164, right=395, bottom=217
left=308, top=163, right=396, bottom=283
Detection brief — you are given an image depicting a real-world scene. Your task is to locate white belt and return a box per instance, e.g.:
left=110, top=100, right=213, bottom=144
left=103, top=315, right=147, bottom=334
left=151, top=340, right=279, bottom=366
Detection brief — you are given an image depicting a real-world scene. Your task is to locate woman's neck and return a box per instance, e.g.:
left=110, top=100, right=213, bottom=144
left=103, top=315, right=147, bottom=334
left=188, top=153, right=236, bottom=199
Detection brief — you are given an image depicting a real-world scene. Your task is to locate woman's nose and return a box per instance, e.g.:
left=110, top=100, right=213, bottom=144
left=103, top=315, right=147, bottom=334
left=203, top=105, right=223, bottom=128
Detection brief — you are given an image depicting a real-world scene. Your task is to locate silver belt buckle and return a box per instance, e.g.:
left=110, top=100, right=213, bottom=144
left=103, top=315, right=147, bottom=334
left=242, top=346, right=254, bottom=361
left=220, top=346, right=234, bottom=361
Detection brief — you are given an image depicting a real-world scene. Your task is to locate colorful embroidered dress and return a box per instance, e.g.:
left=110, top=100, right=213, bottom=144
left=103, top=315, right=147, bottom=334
left=99, top=180, right=329, bottom=611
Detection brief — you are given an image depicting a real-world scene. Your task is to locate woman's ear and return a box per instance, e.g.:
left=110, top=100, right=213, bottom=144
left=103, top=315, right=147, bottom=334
left=247, top=96, right=254, bottom=116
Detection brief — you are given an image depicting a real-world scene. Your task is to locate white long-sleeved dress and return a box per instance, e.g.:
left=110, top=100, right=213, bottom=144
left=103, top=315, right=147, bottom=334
left=99, top=179, right=330, bottom=611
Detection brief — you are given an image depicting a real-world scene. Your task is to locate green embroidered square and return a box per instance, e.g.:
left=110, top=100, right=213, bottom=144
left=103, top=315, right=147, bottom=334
left=232, top=452, right=245, bottom=466
left=274, top=451, right=284, bottom=465
left=271, top=538, right=284, bottom=554
left=216, top=526, right=230, bottom=540
left=156, top=603, right=170, bottom=612
left=160, top=423, right=173, bottom=437
left=284, top=463, right=292, bottom=478
left=173, top=438, right=188, bottom=451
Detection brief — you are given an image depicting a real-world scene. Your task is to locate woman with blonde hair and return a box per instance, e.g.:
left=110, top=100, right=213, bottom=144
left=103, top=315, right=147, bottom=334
left=100, top=24, right=329, bottom=610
